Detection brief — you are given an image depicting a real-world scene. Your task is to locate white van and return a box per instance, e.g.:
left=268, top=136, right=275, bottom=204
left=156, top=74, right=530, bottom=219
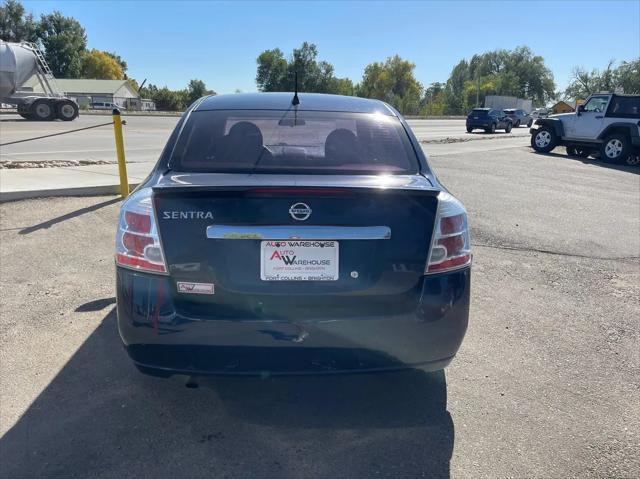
left=91, top=101, right=120, bottom=110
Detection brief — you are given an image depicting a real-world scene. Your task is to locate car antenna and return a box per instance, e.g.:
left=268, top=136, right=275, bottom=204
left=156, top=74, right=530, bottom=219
left=292, top=71, right=300, bottom=106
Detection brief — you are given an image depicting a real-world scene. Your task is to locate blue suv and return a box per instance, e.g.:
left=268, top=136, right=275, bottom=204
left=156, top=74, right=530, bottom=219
left=466, top=108, right=513, bottom=133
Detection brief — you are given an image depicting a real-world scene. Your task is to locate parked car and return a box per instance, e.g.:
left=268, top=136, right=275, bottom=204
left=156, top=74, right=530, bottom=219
left=466, top=108, right=513, bottom=133
left=115, top=93, right=472, bottom=378
left=91, top=101, right=120, bottom=110
left=503, top=108, right=532, bottom=127
left=529, top=108, right=549, bottom=120
left=530, top=93, right=640, bottom=166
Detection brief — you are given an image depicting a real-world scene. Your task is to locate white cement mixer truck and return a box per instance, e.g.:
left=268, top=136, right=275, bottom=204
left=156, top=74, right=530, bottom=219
left=0, top=41, right=79, bottom=121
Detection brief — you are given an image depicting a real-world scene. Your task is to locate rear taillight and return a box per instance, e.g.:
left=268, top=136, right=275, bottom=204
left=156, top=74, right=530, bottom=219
left=425, top=192, right=472, bottom=274
left=115, top=188, right=167, bottom=274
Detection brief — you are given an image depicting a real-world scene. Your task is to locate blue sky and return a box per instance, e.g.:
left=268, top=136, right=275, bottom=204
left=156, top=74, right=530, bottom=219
left=23, top=0, right=640, bottom=94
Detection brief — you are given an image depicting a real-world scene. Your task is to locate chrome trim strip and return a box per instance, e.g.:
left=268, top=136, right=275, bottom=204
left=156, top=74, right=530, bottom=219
left=206, top=225, right=391, bottom=240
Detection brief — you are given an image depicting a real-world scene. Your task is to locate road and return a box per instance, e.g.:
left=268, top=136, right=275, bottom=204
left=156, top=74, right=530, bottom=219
left=1, top=139, right=638, bottom=478
left=0, top=114, right=176, bottom=165
left=0, top=114, right=531, bottom=166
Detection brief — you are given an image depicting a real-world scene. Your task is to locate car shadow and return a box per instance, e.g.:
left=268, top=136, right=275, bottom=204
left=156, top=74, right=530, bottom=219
left=532, top=150, right=640, bottom=175
left=75, top=297, right=116, bottom=312
left=0, top=308, right=455, bottom=478
left=18, top=197, right=121, bottom=235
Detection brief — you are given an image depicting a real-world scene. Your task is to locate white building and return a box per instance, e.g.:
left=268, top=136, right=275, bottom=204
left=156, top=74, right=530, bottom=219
left=22, top=78, right=156, bottom=111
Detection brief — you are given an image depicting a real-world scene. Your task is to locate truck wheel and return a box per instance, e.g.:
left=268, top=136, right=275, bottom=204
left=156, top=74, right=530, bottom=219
left=55, top=100, right=79, bottom=121
left=531, top=127, right=557, bottom=153
left=600, top=134, right=631, bottom=164
left=31, top=99, right=56, bottom=121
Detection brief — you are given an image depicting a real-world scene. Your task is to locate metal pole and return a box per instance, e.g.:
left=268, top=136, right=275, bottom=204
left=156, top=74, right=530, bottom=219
left=112, top=108, right=129, bottom=198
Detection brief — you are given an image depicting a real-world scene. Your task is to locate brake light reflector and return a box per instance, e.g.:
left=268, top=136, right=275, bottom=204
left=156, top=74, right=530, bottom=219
left=426, top=192, right=472, bottom=274
left=115, top=188, right=167, bottom=274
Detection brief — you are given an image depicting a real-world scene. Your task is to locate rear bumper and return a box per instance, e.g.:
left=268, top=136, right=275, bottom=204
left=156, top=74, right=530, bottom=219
left=116, top=267, right=470, bottom=376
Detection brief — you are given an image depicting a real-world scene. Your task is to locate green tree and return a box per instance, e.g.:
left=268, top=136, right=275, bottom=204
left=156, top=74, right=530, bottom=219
left=615, top=59, right=640, bottom=94
left=256, top=47, right=288, bottom=91
left=443, top=47, right=556, bottom=114
left=38, top=10, right=87, bottom=77
left=105, top=51, right=127, bottom=75
left=422, top=82, right=445, bottom=116
left=256, top=42, right=352, bottom=95
left=0, top=0, right=38, bottom=42
left=81, top=49, right=124, bottom=79
left=152, top=86, right=186, bottom=111
left=444, top=60, right=470, bottom=114
left=564, top=59, right=640, bottom=98
left=357, top=55, right=423, bottom=115
left=186, top=78, right=215, bottom=106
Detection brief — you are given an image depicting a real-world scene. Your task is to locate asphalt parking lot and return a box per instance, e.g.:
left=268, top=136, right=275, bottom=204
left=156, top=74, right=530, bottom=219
left=1, top=137, right=639, bottom=478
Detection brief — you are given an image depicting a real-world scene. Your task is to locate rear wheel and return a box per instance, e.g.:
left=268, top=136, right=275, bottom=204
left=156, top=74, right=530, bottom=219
left=466, top=126, right=473, bottom=133
left=505, top=123, right=512, bottom=133
left=530, top=127, right=557, bottom=153
left=600, top=134, right=631, bottom=164
left=31, top=99, right=56, bottom=121
left=527, top=119, right=533, bottom=128
left=624, top=153, right=640, bottom=166
left=486, top=123, right=496, bottom=134
left=55, top=99, right=79, bottom=121
left=515, top=120, right=521, bottom=128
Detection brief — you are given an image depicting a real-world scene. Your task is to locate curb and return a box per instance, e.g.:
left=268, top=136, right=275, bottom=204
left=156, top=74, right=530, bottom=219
left=0, top=182, right=141, bottom=203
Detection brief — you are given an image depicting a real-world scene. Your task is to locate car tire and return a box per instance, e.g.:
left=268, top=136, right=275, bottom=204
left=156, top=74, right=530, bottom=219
left=505, top=123, right=512, bottom=133
left=466, top=126, right=473, bottom=133
left=600, top=134, right=631, bottom=164
left=531, top=127, right=557, bottom=153
left=489, top=123, right=496, bottom=134
left=515, top=120, right=521, bottom=128
left=623, top=152, right=640, bottom=167
left=135, top=364, right=173, bottom=378
left=527, top=119, right=533, bottom=128
left=55, top=99, right=79, bottom=121
left=30, top=99, right=56, bottom=121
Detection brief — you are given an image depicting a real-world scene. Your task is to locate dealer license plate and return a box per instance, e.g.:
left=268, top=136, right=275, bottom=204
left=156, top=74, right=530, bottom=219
left=260, top=240, right=339, bottom=281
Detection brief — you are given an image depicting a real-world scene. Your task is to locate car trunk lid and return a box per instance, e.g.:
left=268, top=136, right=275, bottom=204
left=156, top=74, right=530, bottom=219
left=152, top=173, right=439, bottom=320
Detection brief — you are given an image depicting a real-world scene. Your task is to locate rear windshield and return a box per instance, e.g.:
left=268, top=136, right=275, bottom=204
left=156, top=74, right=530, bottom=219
left=471, top=109, right=489, bottom=116
left=607, top=96, right=640, bottom=118
left=169, top=109, right=419, bottom=174
left=504, top=109, right=515, bottom=114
